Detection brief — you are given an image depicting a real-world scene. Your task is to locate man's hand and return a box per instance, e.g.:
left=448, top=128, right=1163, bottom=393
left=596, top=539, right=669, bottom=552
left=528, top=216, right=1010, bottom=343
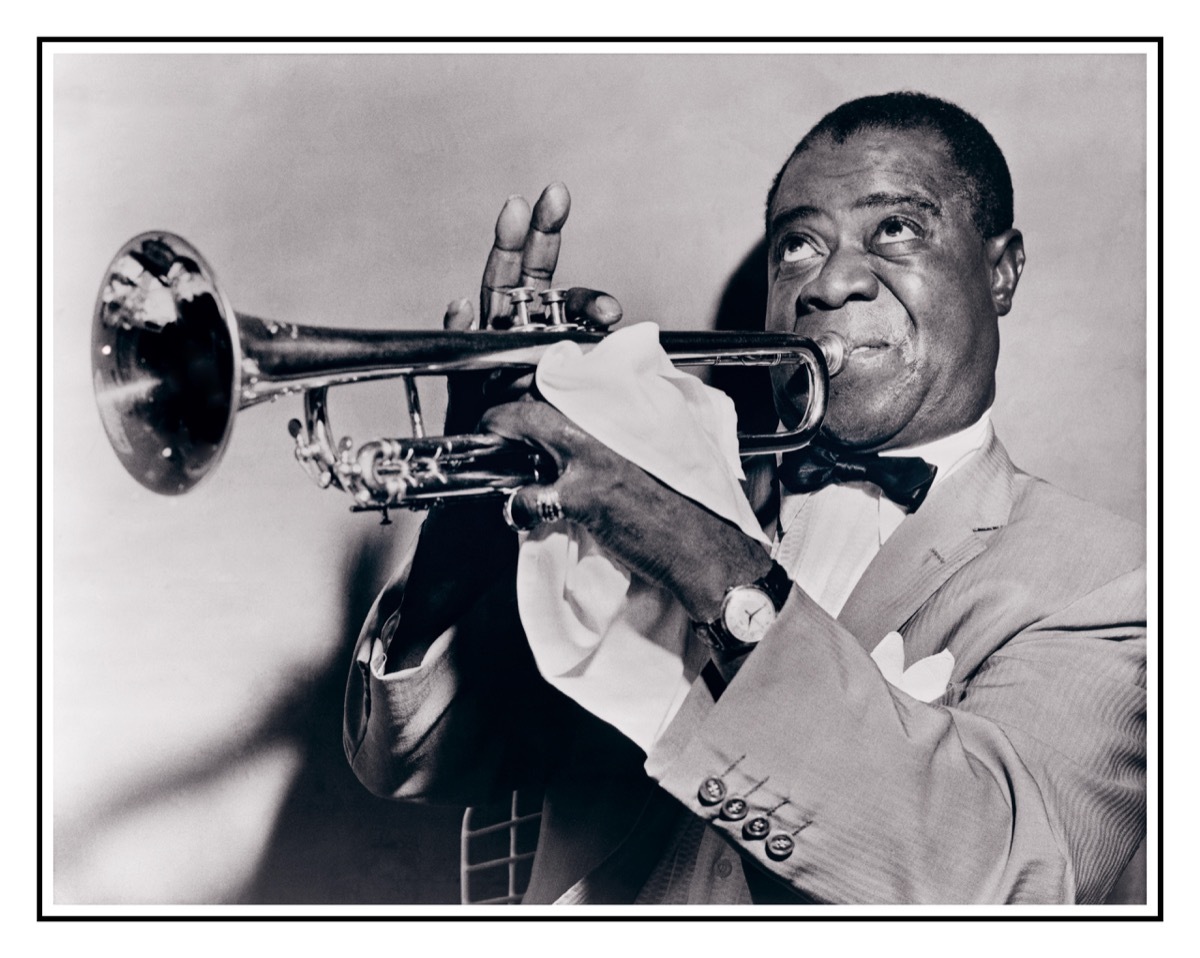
left=483, top=400, right=773, bottom=624
left=385, top=185, right=626, bottom=673
left=453, top=184, right=757, bottom=622
left=445, top=182, right=624, bottom=332
left=443, top=183, right=623, bottom=433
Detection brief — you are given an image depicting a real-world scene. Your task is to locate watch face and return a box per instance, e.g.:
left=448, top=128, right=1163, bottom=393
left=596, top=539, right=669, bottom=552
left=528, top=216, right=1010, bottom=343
left=722, top=586, right=778, bottom=644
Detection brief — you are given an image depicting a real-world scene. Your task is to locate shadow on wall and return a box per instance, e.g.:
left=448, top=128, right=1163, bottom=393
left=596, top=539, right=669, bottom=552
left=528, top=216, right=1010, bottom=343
left=708, top=238, right=774, bottom=436
left=234, top=530, right=465, bottom=904
left=52, top=525, right=464, bottom=905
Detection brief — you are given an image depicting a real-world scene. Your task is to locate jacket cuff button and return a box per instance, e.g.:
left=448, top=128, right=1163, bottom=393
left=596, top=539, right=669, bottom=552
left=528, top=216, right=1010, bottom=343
left=698, top=777, right=727, bottom=805
left=766, top=833, right=795, bottom=860
left=742, top=816, right=770, bottom=840
left=719, top=798, right=748, bottom=821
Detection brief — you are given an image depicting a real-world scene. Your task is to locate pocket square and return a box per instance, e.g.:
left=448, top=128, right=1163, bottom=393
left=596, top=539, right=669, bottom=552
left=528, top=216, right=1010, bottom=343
left=870, top=631, right=954, bottom=702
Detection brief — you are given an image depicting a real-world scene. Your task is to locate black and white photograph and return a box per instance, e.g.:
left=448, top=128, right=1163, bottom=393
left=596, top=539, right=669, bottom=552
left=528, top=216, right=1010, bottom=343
left=39, top=39, right=1160, bottom=919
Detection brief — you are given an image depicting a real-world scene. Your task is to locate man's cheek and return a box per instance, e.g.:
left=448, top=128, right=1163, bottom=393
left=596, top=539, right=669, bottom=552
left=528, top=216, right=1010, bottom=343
left=875, top=277, right=918, bottom=319
left=764, top=287, right=798, bottom=332
left=765, top=273, right=827, bottom=328
left=822, top=364, right=918, bottom=439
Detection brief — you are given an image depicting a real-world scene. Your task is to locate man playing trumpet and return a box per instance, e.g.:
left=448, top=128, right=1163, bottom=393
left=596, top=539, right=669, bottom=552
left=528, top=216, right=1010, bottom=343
left=342, top=92, right=1146, bottom=904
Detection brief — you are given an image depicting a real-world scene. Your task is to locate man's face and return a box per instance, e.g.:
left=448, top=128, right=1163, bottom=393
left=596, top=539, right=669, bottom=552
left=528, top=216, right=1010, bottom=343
left=766, top=127, right=1004, bottom=451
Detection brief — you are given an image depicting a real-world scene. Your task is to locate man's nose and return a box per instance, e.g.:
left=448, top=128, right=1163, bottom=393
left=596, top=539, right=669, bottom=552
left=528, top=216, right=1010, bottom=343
left=797, top=246, right=879, bottom=313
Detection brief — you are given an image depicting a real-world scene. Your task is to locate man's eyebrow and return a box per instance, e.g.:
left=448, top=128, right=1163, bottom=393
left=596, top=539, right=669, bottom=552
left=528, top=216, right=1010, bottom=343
left=767, top=204, right=822, bottom=235
left=852, top=192, right=942, bottom=216
left=768, top=194, right=941, bottom=235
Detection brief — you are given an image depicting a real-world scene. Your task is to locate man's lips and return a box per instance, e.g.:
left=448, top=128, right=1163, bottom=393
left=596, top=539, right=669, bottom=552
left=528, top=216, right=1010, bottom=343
left=846, top=341, right=893, bottom=358
left=781, top=336, right=900, bottom=401
left=803, top=327, right=895, bottom=357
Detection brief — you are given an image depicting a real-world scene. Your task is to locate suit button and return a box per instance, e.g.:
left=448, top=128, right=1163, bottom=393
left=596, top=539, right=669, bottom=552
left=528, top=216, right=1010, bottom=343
left=765, top=834, right=795, bottom=860
left=742, top=816, right=770, bottom=840
left=698, top=777, right=727, bottom=805
left=714, top=859, right=733, bottom=879
left=720, top=798, right=748, bottom=821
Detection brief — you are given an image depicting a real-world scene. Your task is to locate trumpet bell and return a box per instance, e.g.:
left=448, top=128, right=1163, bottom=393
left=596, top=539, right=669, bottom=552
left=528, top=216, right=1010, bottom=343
left=92, top=233, right=241, bottom=495
left=91, top=230, right=840, bottom=514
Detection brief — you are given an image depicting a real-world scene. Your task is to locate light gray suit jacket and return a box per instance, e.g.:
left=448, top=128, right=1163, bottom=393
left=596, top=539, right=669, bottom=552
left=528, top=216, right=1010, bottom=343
left=344, top=431, right=1146, bottom=904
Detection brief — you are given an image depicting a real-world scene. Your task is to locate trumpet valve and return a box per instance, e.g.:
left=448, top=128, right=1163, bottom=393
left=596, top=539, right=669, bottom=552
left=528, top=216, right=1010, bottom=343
left=540, top=288, right=567, bottom=326
left=508, top=286, right=535, bottom=327
left=288, top=418, right=335, bottom=489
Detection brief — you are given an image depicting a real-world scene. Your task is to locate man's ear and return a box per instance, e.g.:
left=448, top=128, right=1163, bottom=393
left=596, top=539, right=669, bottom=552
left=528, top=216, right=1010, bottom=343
left=985, top=229, right=1025, bottom=316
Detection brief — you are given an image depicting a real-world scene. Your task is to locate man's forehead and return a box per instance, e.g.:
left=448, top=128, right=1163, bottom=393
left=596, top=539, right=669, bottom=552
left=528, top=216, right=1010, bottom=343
left=770, top=127, right=966, bottom=223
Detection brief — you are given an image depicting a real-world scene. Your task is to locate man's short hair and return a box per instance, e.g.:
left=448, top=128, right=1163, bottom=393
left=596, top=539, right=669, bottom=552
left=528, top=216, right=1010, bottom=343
left=766, top=91, right=1014, bottom=239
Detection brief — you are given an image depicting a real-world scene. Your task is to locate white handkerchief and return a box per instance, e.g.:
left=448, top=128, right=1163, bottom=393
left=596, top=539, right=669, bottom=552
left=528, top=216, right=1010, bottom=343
left=870, top=631, right=955, bottom=703
left=515, top=323, right=765, bottom=751
left=534, top=322, right=768, bottom=546
left=517, top=524, right=702, bottom=749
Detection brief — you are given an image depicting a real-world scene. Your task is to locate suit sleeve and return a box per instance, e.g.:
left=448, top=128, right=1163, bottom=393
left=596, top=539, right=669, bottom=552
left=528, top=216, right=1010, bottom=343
left=645, top=569, right=1146, bottom=904
left=342, top=544, right=580, bottom=807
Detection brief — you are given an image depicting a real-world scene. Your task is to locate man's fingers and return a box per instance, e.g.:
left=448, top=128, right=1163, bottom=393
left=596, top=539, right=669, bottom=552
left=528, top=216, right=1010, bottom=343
left=478, top=184, right=580, bottom=327
left=452, top=286, right=616, bottom=333
left=565, top=287, right=624, bottom=329
left=481, top=195, right=532, bottom=325
left=519, top=182, right=571, bottom=291
left=508, top=480, right=570, bottom=531
left=530, top=182, right=571, bottom=232
left=481, top=401, right=576, bottom=470
left=443, top=297, right=475, bottom=331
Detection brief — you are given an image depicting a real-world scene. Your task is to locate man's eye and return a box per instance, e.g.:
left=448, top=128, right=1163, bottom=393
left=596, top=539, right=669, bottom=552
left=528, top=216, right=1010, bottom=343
left=874, top=218, right=922, bottom=246
left=781, top=236, right=821, bottom=263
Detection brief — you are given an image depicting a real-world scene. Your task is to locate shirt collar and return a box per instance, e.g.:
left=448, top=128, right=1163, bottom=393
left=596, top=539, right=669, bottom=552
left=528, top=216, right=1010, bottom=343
left=776, top=408, right=994, bottom=538
left=877, top=407, right=992, bottom=490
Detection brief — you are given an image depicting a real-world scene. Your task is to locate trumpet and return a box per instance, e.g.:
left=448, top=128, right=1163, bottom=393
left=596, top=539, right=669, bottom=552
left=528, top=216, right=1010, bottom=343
left=93, top=232, right=844, bottom=519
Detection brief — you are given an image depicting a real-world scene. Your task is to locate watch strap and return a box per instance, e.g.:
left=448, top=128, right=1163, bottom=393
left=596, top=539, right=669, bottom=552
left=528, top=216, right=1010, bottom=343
left=695, top=560, right=793, bottom=654
left=755, top=560, right=793, bottom=613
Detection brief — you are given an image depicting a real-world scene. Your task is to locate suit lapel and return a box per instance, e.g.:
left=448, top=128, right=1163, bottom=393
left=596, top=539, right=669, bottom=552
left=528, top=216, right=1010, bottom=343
left=835, top=428, right=1019, bottom=656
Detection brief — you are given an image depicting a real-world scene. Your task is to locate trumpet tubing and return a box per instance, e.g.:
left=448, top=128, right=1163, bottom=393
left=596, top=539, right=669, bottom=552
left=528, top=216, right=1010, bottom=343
left=93, top=231, right=842, bottom=515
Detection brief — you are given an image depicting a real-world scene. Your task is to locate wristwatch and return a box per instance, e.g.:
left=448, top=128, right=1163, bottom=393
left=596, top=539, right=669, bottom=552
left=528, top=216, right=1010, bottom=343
left=693, top=561, right=793, bottom=654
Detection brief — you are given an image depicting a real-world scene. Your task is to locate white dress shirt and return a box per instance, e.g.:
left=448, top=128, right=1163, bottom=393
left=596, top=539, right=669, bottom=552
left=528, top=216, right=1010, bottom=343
left=774, top=410, right=993, bottom=617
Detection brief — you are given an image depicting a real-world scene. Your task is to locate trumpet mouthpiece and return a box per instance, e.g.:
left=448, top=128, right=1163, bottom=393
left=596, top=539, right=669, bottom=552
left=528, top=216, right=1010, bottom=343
left=814, top=332, right=847, bottom=377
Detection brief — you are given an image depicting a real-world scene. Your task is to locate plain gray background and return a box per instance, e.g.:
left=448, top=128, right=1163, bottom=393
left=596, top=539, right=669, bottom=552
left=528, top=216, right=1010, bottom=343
left=50, top=52, right=1148, bottom=904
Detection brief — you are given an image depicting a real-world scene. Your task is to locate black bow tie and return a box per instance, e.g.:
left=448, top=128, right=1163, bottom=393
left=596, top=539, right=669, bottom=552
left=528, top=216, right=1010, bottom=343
left=779, top=445, right=938, bottom=512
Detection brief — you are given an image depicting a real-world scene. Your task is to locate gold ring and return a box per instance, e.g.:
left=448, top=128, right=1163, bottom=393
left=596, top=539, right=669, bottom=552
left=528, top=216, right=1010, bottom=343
left=502, top=487, right=535, bottom=532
